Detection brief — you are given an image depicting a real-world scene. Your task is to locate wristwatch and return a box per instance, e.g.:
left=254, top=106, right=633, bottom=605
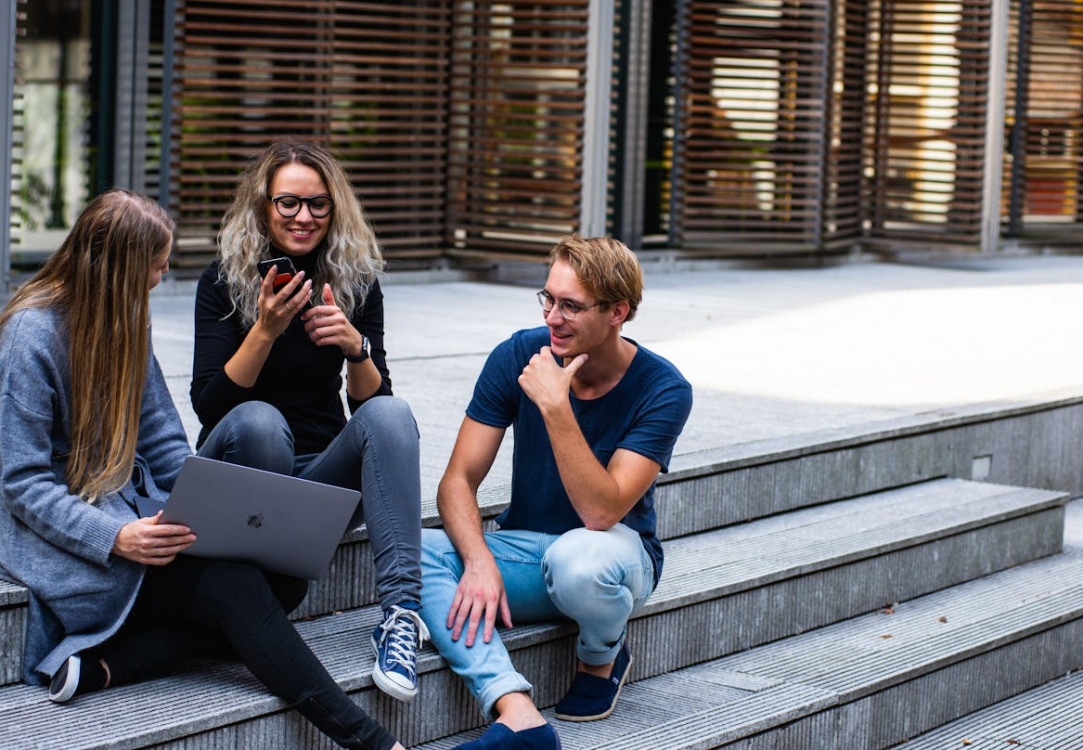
left=345, top=335, right=370, bottom=364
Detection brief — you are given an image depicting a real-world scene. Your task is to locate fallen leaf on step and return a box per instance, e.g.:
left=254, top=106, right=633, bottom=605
left=879, top=634, right=892, bottom=639
left=939, top=616, right=948, bottom=623
left=1007, top=740, right=1021, bottom=745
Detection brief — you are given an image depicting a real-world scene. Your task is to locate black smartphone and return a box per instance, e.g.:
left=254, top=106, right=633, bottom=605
left=257, top=256, right=298, bottom=291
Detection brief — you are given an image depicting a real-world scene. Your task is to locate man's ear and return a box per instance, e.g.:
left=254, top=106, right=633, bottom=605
left=609, top=300, right=631, bottom=327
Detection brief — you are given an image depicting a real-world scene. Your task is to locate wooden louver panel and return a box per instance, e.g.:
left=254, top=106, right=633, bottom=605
left=865, top=0, right=991, bottom=245
left=1004, top=0, right=1083, bottom=234
left=171, top=0, right=451, bottom=270
left=445, top=0, right=589, bottom=259
left=673, top=0, right=832, bottom=253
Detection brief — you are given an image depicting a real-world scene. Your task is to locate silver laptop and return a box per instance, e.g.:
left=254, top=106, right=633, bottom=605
left=142, top=455, right=361, bottom=580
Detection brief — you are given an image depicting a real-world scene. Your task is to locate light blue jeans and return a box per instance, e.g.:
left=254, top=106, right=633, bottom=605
left=419, top=523, right=655, bottom=718
left=199, top=398, right=422, bottom=610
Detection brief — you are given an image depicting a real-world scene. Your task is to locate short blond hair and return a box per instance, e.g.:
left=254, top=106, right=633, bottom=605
left=548, top=234, right=643, bottom=321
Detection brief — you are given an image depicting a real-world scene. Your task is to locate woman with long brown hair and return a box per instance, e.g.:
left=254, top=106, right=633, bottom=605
left=0, top=189, right=407, bottom=750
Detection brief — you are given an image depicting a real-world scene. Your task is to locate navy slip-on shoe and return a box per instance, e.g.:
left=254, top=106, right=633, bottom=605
left=553, top=641, right=633, bottom=722
left=451, top=722, right=561, bottom=750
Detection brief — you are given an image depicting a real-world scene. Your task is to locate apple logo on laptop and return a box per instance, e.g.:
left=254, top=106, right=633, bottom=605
left=247, top=514, right=264, bottom=528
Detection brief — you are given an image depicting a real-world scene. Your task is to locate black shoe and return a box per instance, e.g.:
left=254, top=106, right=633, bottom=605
left=553, top=642, right=633, bottom=721
left=48, top=655, right=82, bottom=703
left=452, top=723, right=561, bottom=750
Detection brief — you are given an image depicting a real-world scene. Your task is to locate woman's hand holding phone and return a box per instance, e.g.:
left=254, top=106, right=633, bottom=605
left=257, top=261, right=312, bottom=337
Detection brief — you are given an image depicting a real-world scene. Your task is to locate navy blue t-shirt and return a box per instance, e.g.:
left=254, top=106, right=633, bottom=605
left=466, top=326, right=693, bottom=583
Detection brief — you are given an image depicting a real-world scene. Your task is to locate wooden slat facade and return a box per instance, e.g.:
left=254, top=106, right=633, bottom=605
left=9, top=0, right=25, bottom=251
left=159, top=0, right=1083, bottom=261
left=8, top=0, right=1083, bottom=277
left=865, top=0, right=992, bottom=245
left=672, top=0, right=833, bottom=253
left=671, top=0, right=995, bottom=254
left=170, top=0, right=451, bottom=269
left=825, top=0, right=872, bottom=245
left=1004, top=0, right=1083, bottom=238
left=445, top=0, right=590, bottom=258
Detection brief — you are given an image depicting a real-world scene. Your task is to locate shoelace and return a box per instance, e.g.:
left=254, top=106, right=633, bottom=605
left=377, top=608, right=431, bottom=676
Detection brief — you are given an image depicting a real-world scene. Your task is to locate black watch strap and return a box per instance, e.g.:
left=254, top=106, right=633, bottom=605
left=345, top=335, right=370, bottom=363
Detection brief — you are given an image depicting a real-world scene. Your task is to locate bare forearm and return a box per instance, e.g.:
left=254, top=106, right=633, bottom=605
left=345, top=358, right=383, bottom=400
left=223, top=321, right=277, bottom=388
left=437, top=477, right=495, bottom=567
left=541, top=404, right=623, bottom=529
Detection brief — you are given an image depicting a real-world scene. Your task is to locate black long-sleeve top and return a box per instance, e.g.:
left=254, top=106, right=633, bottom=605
left=189, top=255, right=393, bottom=455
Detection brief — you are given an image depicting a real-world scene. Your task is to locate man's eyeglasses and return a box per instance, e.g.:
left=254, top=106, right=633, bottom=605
left=536, top=290, right=606, bottom=320
left=268, top=194, right=334, bottom=219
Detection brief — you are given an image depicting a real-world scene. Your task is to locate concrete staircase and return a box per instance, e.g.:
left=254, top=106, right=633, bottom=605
left=894, top=668, right=1083, bottom=748
left=2, top=398, right=1083, bottom=749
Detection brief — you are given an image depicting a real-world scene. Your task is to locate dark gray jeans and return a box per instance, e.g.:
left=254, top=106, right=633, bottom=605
left=98, top=556, right=397, bottom=750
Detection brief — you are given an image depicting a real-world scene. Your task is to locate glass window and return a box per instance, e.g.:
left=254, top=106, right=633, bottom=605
left=13, top=0, right=92, bottom=265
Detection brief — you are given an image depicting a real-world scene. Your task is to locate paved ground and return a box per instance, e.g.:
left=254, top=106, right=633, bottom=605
left=150, top=253, right=1083, bottom=503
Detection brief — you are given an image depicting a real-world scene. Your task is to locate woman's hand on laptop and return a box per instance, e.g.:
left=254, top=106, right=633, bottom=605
left=113, top=512, right=196, bottom=566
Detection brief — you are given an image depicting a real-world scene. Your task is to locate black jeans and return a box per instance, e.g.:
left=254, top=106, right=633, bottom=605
left=95, top=556, right=396, bottom=750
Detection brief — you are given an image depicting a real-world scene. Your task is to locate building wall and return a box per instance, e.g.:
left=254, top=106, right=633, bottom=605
left=5, top=0, right=1083, bottom=289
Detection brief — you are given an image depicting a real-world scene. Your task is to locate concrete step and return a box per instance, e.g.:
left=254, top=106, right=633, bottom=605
left=0, top=579, right=27, bottom=687
left=311, top=389, right=1083, bottom=619
left=0, top=392, right=1046, bottom=672
left=5, top=388, right=1077, bottom=659
left=0, top=478, right=1065, bottom=747
left=420, top=551, right=1083, bottom=749
left=891, top=668, right=1083, bottom=748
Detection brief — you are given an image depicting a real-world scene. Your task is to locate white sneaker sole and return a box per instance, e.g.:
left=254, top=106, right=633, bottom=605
left=48, top=656, right=81, bottom=704
left=370, top=635, right=418, bottom=702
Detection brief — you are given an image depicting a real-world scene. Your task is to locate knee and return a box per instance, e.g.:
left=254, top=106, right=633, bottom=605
left=350, top=396, right=419, bottom=445
left=264, top=572, right=310, bottom=613
left=543, top=527, right=636, bottom=598
left=229, top=401, right=291, bottom=440
left=213, top=402, right=293, bottom=472
left=544, top=529, right=607, bottom=589
left=194, top=561, right=280, bottom=622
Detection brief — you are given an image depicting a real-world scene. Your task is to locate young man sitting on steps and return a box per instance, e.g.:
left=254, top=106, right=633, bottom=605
left=419, top=235, right=693, bottom=749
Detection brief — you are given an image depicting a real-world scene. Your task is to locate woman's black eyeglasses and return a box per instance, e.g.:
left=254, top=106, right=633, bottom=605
left=268, top=194, right=334, bottom=219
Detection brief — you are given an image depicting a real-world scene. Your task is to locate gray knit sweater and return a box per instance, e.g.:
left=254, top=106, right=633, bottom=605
left=0, top=306, right=192, bottom=684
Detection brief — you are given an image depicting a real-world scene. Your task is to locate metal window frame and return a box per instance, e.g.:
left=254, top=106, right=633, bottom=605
left=114, top=0, right=150, bottom=192
left=580, top=0, right=614, bottom=238
left=982, top=0, right=1011, bottom=253
left=1, top=1, right=15, bottom=295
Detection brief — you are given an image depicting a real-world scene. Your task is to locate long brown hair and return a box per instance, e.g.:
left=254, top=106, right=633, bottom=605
left=0, top=189, right=174, bottom=501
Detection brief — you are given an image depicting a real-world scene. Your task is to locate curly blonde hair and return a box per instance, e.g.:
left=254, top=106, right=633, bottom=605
left=216, top=140, right=384, bottom=327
